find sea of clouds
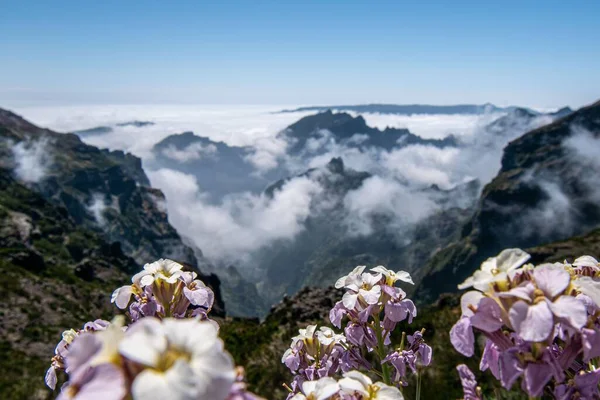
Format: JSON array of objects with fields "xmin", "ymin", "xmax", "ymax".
[{"xmin": 10, "ymin": 104, "xmax": 554, "ymax": 266}]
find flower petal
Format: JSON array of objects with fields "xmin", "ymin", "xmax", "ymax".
[
  {"xmin": 533, "ymin": 265, "xmax": 570, "ymax": 298},
  {"xmin": 523, "ymin": 362, "xmax": 553, "ymax": 397},
  {"xmin": 496, "ymin": 248, "xmax": 530, "ymax": 272},
  {"xmin": 111, "ymin": 285, "xmax": 133, "ymax": 309},
  {"xmin": 573, "ymin": 255, "xmax": 599, "ymax": 268},
  {"xmin": 450, "ymin": 317, "xmax": 474, "ymax": 357},
  {"xmin": 470, "ymin": 297, "xmax": 504, "ymax": 333},
  {"xmin": 74, "ymin": 364, "xmax": 127, "ymax": 400},
  {"xmin": 372, "ymin": 382, "xmax": 405, "ymax": 399},
  {"xmin": 499, "ymin": 351, "xmax": 523, "ymax": 389},
  {"xmin": 575, "ymin": 276, "xmax": 600, "ymax": 308},
  {"xmin": 131, "ymin": 369, "xmax": 174, "ymax": 400},
  {"xmin": 342, "ymin": 293, "xmax": 358, "ymax": 309},
  {"xmin": 394, "ymin": 270, "xmax": 414, "ymax": 285},
  {"xmin": 549, "ymin": 295, "xmax": 588, "ymax": 330},
  {"xmin": 460, "ymin": 291, "xmax": 484, "ymax": 317},
  {"xmin": 118, "ymin": 318, "xmax": 166, "ymax": 367},
  {"xmin": 509, "ymin": 300, "xmax": 554, "ymax": 342}
]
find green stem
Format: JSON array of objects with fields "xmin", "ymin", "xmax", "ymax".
[
  {"xmin": 416, "ymin": 369, "xmax": 421, "ymax": 400},
  {"xmin": 373, "ymin": 313, "xmax": 392, "ymax": 385}
]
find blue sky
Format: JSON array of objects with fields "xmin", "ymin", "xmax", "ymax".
[{"xmin": 1, "ymin": 1, "xmax": 599, "ymax": 108}]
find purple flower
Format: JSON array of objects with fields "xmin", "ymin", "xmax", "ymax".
[
  {"xmin": 498, "ymin": 345, "xmax": 563, "ymax": 397},
  {"xmin": 384, "ymin": 351, "xmax": 416, "ymax": 384},
  {"xmin": 329, "ymin": 301, "xmax": 347, "ymax": 328},
  {"xmin": 345, "ymin": 323, "xmax": 377, "ymax": 350},
  {"xmin": 554, "ymin": 369, "xmax": 600, "ymax": 400},
  {"xmin": 456, "ymin": 364, "xmax": 481, "ymax": 400},
  {"xmin": 508, "ymin": 265, "xmax": 587, "ymax": 342},
  {"xmin": 408, "ymin": 331, "xmax": 432, "ymax": 366},
  {"xmin": 384, "ymin": 298, "xmax": 416, "ymax": 324}
]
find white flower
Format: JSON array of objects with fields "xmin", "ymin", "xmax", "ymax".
[
  {"xmin": 112, "ymin": 259, "xmax": 191, "ymax": 311},
  {"xmin": 573, "ymin": 255, "xmax": 599, "ymax": 268},
  {"xmin": 574, "ymin": 276, "xmax": 600, "ymax": 308},
  {"xmin": 371, "ymin": 266, "xmax": 414, "ymax": 285},
  {"xmin": 119, "ymin": 318, "xmax": 235, "ymax": 400},
  {"xmin": 342, "ymin": 272, "xmax": 382, "ymax": 309},
  {"xmin": 339, "ymin": 371, "xmax": 404, "ymax": 399},
  {"xmin": 291, "ymin": 377, "xmax": 341, "ymax": 400},
  {"xmin": 335, "ymin": 266, "xmax": 366, "ymax": 289},
  {"xmin": 139, "ymin": 259, "xmax": 184, "ymax": 286},
  {"xmin": 458, "ymin": 248, "xmax": 530, "ymax": 292},
  {"xmin": 316, "ymin": 326, "xmax": 346, "ymax": 346}
]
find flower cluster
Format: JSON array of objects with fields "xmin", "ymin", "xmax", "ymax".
[
  {"xmin": 451, "ymin": 249, "xmax": 600, "ymax": 398},
  {"xmin": 282, "ymin": 325, "xmax": 348, "ymax": 391},
  {"xmin": 45, "ymin": 259, "xmax": 260, "ymax": 400},
  {"xmin": 111, "ymin": 259, "xmax": 215, "ymax": 320},
  {"xmin": 282, "ymin": 265, "xmax": 431, "ymax": 399}
]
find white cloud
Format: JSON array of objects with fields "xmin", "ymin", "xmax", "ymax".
[
  {"xmin": 243, "ymin": 134, "xmax": 290, "ymax": 173},
  {"xmin": 147, "ymin": 168, "xmax": 322, "ymax": 263},
  {"xmin": 87, "ymin": 193, "xmax": 108, "ymax": 226},
  {"xmin": 382, "ymin": 145, "xmax": 460, "ymax": 189},
  {"xmin": 564, "ymin": 125, "xmax": 600, "ymax": 167},
  {"xmin": 564, "ymin": 125, "xmax": 600, "ymax": 203},
  {"xmin": 343, "ymin": 176, "xmax": 436, "ymax": 236},
  {"xmin": 161, "ymin": 142, "xmax": 218, "ymax": 163},
  {"xmin": 11, "ymin": 138, "xmax": 52, "ymax": 183}
]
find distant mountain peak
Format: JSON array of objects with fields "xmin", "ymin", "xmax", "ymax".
[
  {"xmin": 279, "ymin": 103, "xmax": 538, "ymax": 116},
  {"xmin": 326, "ymin": 157, "xmax": 345, "ymax": 174},
  {"xmin": 282, "ymin": 111, "xmax": 455, "ymax": 153}
]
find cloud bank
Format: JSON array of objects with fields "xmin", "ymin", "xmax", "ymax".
[
  {"xmin": 10, "ymin": 105, "xmax": 561, "ymax": 267},
  {"xmin": 148, "ymin": 168, "xmax": 322, "ymax": 263}
]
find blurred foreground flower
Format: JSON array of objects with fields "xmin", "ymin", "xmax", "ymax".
[
  {"xmin": 451, "ymin": 250, "xmax": 600, "ymax": 398},
  {"xmin": 46, "ymin": 258, "xmax": 259, "ymax": 400}
]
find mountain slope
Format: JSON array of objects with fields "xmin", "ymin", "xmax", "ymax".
[
  {"xmin": 0, "ymin": 170, "xmax": 138, "ymax": 399},
  {"xmin": 0, "ymin": 108, "xmax": 196, "ymax": 266},
  {"xmin": 415, "ymin": 99, "xmax": 600, "ymax": 303}
]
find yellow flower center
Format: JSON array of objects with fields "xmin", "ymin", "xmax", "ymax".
[
  {"xmin": 155, "ymin": 347, "xmax": 191, "ymax": 372},
  {"xmin": 368, "ymin": 384, "xmax": 381, "ymax": 399}
]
